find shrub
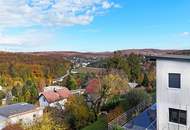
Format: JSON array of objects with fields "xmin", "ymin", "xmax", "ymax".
[
  {"xmin": 101, "ymin": 96, "xmax": 120, "ymax": 112},
  {"xmin": 82, "ymin": 117, "xmax": 107, "ymax": 130},
  {"xmin": 0, "ymin": 90, "xmax": 5, "ymax": 100},
  {"xmin": 113, "ymin": 125, "xmax": 125, "ymax": 130},
  {"xmin": 64, "ymin": 95, "xmax": 95, "ymax": 130},
  {"xmin": 107, "ymin": 105, "xmax": 124, "ymax": 122},
  {"xmin": 121, "ymin": 88, "xmax": 151, "ymax": 111}
]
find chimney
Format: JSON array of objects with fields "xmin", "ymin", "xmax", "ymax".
[
  {"xmin": 2, "ymin": 98, "xmax": 6, "ymax": 105},
  {"xmin": 53, "ymin": 88, "xmax": 57, "ymax": 92}
]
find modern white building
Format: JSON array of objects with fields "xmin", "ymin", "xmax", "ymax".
[
  {"xmin": 149, "ymin": 55, "xmax": 190, "ymax": 130},
  {"xmin": 0, "ymin": 103, "xmax": 43, "ymax": 129}
]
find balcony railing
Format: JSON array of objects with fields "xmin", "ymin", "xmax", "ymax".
[{"xmin": 108, "ymin": 101, "xmax": 150, "ymax": 130}]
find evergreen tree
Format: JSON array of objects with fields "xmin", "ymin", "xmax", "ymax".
[
  {"xmin": 66, "ymin": 75, "xmax": 77, "ymax": 90},
  {"xmin": 142, "ymin": 73, "xmax": 149, "ymax": 87}
]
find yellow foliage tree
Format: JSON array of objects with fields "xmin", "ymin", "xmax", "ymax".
[{"xmin": 25, "ymin": 113, "xmax": 64, "ymax": 130}]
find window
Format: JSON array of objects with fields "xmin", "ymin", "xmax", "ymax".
[
  {"xmin": 169, "ymin": 108, "xmax": 187, "ymax": 125},
  {"xmin": 19, "ymin": 119, "xmax": 23, "ymax": 123},
  {"xmin": 33, "ymin": 114, "xmax": 37, "ymax": 121},
  {"xmin": 169, "ymin": 73, "xmax": 181, "ymax": 88},
  {"xmin": 33, "ymin": 114, "xmax": 36, "ymax": 118}
]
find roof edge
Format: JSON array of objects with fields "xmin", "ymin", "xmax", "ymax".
[{"xmin": 145, "ymin": 55, "xmax": 190, "ymax": 62}]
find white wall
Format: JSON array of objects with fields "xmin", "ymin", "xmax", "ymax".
[
  {"xmin": 0, "ymin": 108, "xmax": 43, "ymax": 130},
  {"xmin": 9, "ymin": 108, "xmax": 43, "ymax": 125},
  {"xmin": 39, "ymin": 95, "xmax": 67, "ymax": 109},
  {"xmin": 157, "ymin": 59, "xmax": 190, "ymax": 130},
  {"xmin": 49, "ymin": 99, "xmax": 67, "ymax": 110},
  {"xmin": 0, "ymin": 116, "xmax": 7, "ymax": 129},
  {"xmin": 39, "ymin": 95, "xmax": 49, "ymax": 108}
]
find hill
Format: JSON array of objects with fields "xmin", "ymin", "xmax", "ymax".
[{"xmin": 24, "ymin": 49, "xmax": 181, "ymax": 58}]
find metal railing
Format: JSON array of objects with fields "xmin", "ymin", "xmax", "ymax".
[
  {"xmin": 146, "ymin": 119, "xmax": 156, "ymax": 130},
  {"xmin": 108, "ymin": 101, "xmax": 150, "ymax": 130}
]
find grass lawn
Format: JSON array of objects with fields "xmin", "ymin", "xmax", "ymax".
[{"xmin": 82, "ymin": 117, "xmax": 107, "ymax": 130}]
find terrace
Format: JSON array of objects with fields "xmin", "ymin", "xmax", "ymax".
[{"xmin": 123, "ymin": 104, "xmax": 156, "ymax": 130}]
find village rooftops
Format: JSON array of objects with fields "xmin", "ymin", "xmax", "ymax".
[
  {"xmin": 39, "ymin": 87, "xmax": 71, "ymax": 103},
  {"xmin": 0, "ymin": 103, "xmax": 36, "ymax": 118},
  {"xmin": 43, "ymin": 86, "xmax": 63, "ymax": 92},
  {"xmin": 146, "ymin": 55, "xmax": 190, "ymax": 62}
]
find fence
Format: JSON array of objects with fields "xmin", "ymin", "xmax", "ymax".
[{"xmin": 108, "ymin": 101, "xmax": 150, "ymax": 130}]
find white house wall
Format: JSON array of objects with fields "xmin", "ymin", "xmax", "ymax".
[
  {"xmin": 49, "ymin": 99, "xmax": 67, "ymax": 109},
  {"xmin": 0, "ymin": 108, "xmax": 43, "ymax": 130},
  {"xmin": 0, "ymin": 116, "xmax": 7, "ymax": 129},
  {"xmin": 39, "ymin": 96, "xmax": 49, "ymax": 108},
  {"xmin": 9, "ymin": 108, "xmax": 43, "ymax": 125},
  {"xmin": 39, "ymin": 95, "xmax": 67, "ymax": 109},
  {"xmin": 157, "ymin": 59, "xmax": 190, "ymax": 130}
]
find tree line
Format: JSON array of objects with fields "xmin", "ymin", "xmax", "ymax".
[{"xmin": 0, "ymin": 52, "xmax": 71, "ymax": 104}]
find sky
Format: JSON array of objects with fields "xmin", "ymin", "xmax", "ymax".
[{"xmin": 0, "ymin": 0, "xmax": 190, "ymax": 52}]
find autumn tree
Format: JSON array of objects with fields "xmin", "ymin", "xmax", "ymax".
[
  {"xmin": 66, "ymin": 75, "xmax": 77, "ymax": 90},
  {"xmin": 121, "ymin": 88, "xmax": 152, "ymax": 111},
  {"xmin": 127, "ymin": 53, "xmax": 142, "ymax": 83},
  {"xmin": 0, "ymin": 90, "xmax": 5, "ymax": 101},
  {"xmin": 0, "ymin": 75, "xmax": 14, "ymax": 91},
  {"xmin": 87, "ymin": 72, "xmax": 129, "ymax": 119},
  {"xmin": 107, "ymin": 51, "xmax": 130, "ymax": 78},
  {"xmin": 8, "ymin": 63, "xmax": 17, "ymax": 78},
  {"xmin": 26, "ymin": 113, "xmax": 63, "ymax": 130},
  {"xmin": 22, "ymin": 79, "xmax": 38, "ymax": 103},
  {"xmin": 12, "ymin": 77, "xmax": 24, "ymax": 97},
  {"xmin": 64, "ymin": 95, "xmax": 94, "ymax": 130}
]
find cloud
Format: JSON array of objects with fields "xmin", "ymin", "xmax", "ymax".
[
  {"xmin": 0, "ymin": 0, "xmax": 119, "ymax": 27},
  {"xmin": 181, "ymin": 32, "xmax": 190, "ymax": 37},
  {"xmin": 102, "ymin": 1, "xmax": 121, "ymax": 9},
  {"xmin": 0, "ymin": 30, "xmax": 54, "ymax": 46}
]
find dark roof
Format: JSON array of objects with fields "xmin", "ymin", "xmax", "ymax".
[
  {"xmin": 146, "ymin": 55, "xmax": 190, "ymax": 62},
  {"xmin": 0, "ymin": 103, "xmax": 36, "ymax": 117}
]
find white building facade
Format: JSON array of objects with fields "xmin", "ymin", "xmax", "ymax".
[{"xmin": 149, "ymin": 55, "xmax": 190, "ymax": 130}]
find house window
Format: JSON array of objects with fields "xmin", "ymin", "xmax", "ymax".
[
  {"xmin": 33, "ymin": 114, "xmax": 37, "ymax": 121},
  {"xmin": 43, "ymin": 96, "xmax": 46, "ymax": 102},
  {"xmin": 33, "ymin": 114, "xmax": 36, "ymax": 118},
  {"xmin": 19, "ymin": 119, "xmax": 23, "ymax": 123},
  {"xmin": 169, "ymin": 73, "xmax": 181, "ymax": 88},
  {"xmin": 169, "ymin": 108, "xmax": 187, "ymax": 125}
]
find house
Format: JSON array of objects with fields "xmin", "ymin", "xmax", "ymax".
[
  {"xmin": 39, "ymin": 87, "xmax": 71, "ymax": 109},
  {"xmin": 1, "ymin": 91, "xmax": 15, "ymax": 105},
  {"xmin": 0, "ymin": 103, "xmax": 43, "ymax": 129},
  {"xmin": 148, "ymin": 55, "xmax": 190, "ymax": 130},
  {"xmin": 42, "ymin": 86, "xmax": 64, "ymax": 92},
  {"xmin": 71, "ymin": 89, "xmax": 85, "ymax": 96}
]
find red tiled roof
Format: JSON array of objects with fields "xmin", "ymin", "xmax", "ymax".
[
  {"xmin": 56, "ymin": 88, "xmax": 71, "ymax": 99},
  {"xmin": 86, "ymin": 79, "xmax": 100, "ymax": 94},
  {"xmin": 40, "ymin": 87, "xmax": 71, "ymax": 103}
]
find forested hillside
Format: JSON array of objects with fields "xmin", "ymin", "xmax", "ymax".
[{"xmin": 0, "ymin": 52, "xmax": 71, "ymax": 104}]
